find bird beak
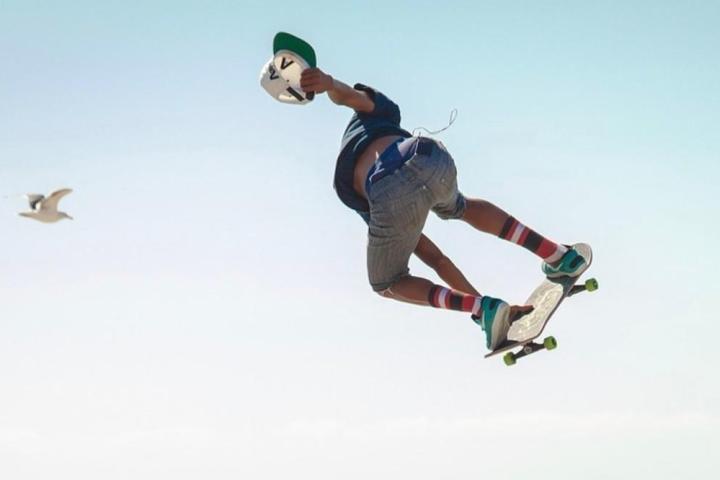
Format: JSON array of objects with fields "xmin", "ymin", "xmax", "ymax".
[{"xmin": 67, "ymin": 215, "xmax": 74, "ymax": 220}]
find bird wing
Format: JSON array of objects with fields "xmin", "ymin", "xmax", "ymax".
[
  {"xmin": 26, "ymin": 194, "xmax": 44, "ymax": 210},
  {"xmin": 42, "ymin": 188, "xmax": 73, "ymax": 211}
]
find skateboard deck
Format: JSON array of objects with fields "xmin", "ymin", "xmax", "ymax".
[{"xmin": 485, "ymin": 243, "xmax": 597, "ymax": 365}]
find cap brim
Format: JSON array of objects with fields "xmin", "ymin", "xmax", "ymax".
[{"xmin": 273, "ymin": 32, "xmax": 317, "ymax": 68}]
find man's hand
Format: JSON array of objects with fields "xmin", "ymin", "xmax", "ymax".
[
  {"xmin": 300, "ymin": 68, "xmax": 334, "ymax": 94},
  {"xmin": 509, "ymin": 305, "xmax": 534, "ymax": 323}
]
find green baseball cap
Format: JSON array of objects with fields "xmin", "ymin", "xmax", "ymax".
[{"xmin": 273, "ymin": 32, "xmax": 317, "ymax": 68}]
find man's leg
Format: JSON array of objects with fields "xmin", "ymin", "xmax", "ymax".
[
  {"xmin": 381, "ymin": 274, "xmax": 530, "ymax": 319},
  {"xmin": 460, "ymin": 198, "xmax": 568, "ymax": 265},
  {"xmin": 381, "ymin": 275, "xmax": 532, "ymax": 350},
  {"xmin": 367, "ymin": 195, "xmax": 495, "ymax": 318},
  {"xmin": 365, "ymin": 146, "xmax": 533, "ymax": 348},
  {"xmin": 382, "ymin": 275, "xmax": 478, "ymax": 310}
]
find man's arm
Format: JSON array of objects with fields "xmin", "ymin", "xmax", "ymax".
[
  {"xmin": 300, "ymin": 68, "xmax": 374, "ymax": 113},
  {"xmin": 414, "ymin": 234, "xmax": 480, "ymax": 296}
]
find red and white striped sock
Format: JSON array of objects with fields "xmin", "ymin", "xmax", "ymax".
[
  {"xmin": 428, "ymin": 285, "xmax": 483, "ymax": 316},
  {"xmin": 499, "ymin": 216, "xmax": 567, "ymax": 264}
]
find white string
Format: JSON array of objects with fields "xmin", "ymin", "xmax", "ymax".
[{"xmin": 412, "ymin": 108, "xmax": 458, "ymax": 137}]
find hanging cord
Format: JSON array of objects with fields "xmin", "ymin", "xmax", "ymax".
[{"xmin": 412, "ymin": 108, "xmax": 458, "ymax": 137}]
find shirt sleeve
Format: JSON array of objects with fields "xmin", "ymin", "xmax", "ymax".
[{"xmin": 353, "ymin": 83, "xmax": 401, "ymax": 125}]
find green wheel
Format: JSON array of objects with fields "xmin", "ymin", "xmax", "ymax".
[
  {"xmin": 503, "ymin": 352, "xmax": 517, "ymax": 366},
  {"xmin": 543, "ymin": 336, "xmax": 558, "ymax": 350},
  {"xmin": 585, "ymin": 278, "xmax": 599, "ymax": 292}
]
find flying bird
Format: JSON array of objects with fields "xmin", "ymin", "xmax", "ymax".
[{"xmin": 19, "ymin": 188, "xmax": 74, "ymax": 223}]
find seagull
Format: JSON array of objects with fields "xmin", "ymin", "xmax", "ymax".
[{"xmin": 19, "ymin": 188, "xmax": 74, "ymax": 223}]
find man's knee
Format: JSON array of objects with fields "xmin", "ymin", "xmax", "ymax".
[
  {"xmin": 370, "ymin": 276, "xmax": 403, "ymax": 297},
  {"xmin": 371, "ymin": 282, "xmax": 395, "ymax": 297},
  {"xmin": 376, "ymin": 287, "xmax": 394, "ymax": 298}
]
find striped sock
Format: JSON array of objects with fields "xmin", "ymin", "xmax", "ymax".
[
  {"xmin": 499, "ymin": 216, "xmax": 568, "ymax": 264},
  {"xmin": 428, "ymin": 286, "xmax": 483, "ymax": 316}
]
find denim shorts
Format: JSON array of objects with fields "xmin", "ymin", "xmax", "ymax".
[{"xmin": 367, "ymin": 137, "xmax": 466, "ymax": 292}]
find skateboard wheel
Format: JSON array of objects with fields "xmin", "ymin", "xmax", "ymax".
[
  {"xmin": 543, "ymin": 336, "xmax": 558, "ymax": 350},
  {"xmin": 503, "ymin": 352, "xmax": 516, "ymax": 366},
  {"xmin": 585, "ymin": 278, "xmax": 599, "ymax": 292}
]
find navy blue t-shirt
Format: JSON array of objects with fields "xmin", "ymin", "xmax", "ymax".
[{"xmin": 333, "ymin": 84, "xmax": 411, "ymax": 223}]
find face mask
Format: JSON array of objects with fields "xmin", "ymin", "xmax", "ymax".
[{"xmin": 260, "ymin": 32, "xmax": 317, "ymax": 105}]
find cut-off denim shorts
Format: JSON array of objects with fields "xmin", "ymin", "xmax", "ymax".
[{"xmin": 367, "ymin": 137, "xmax": 466, "ymax": 292}]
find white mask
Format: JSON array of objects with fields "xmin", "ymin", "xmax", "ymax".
[{"xmin": 259, "ymin": 52, "xmax": 314, "ymax": 105}]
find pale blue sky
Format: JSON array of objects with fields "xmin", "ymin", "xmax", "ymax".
[{"xmin": 1, "ymin": 1, "xmax": 719, "ymax": 479}]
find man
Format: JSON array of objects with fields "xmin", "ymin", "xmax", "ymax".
[{"xmin": 300, "ymin": 68, "xmax": 589, "ymax": 350}]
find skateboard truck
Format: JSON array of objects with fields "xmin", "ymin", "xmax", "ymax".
[
  {"xmin": 569, "ymin": 278, "xmax": 599, "ymax": 297},
  {"xmin": 503, "ymin": 336, "xmax": 558, "ymax": 365}
]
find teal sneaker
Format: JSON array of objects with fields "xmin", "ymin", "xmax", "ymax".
[
  {"xmin": 471, "ymin": 296, "xmax": 511, "ymax": 350},
  {"xmin": 542, "ymin": 246, "xmax": 588, "ymax": 279}
]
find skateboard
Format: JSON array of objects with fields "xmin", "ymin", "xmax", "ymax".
[{"xmin": 485, "ymin": 243, "xmax": 598, "ymax": 366}]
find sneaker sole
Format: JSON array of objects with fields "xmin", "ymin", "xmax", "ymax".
[
  {"xmin": 545, "ymin": 245, "xmax": 593, "ymax": 279},
  {"xmin": 488, "ymin": 303, "xmax": 511, "ymax": 350}
]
